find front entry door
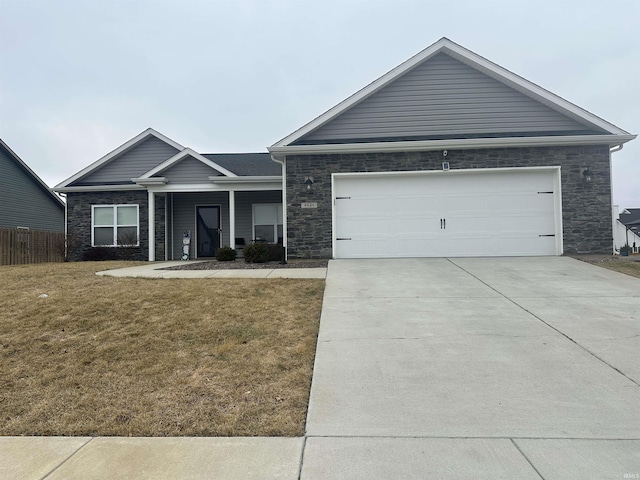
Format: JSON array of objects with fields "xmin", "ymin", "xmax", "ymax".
[{"xmin": 196, "ymin": 206, "xmax": 220, "ymax": 257}]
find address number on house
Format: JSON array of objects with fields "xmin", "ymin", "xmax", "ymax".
[{"xmin": 301, "ymin": 202, "xmax": 318, "ymax": 209}]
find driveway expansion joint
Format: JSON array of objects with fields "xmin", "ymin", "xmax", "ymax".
[
  {"xmin": 510, "ymin": 439, "xmax": 546, "ymax": 480},
  {"xmin": 447, "ymin": 258, "xmax": 640, "ymax": 388},
  {"xmin": 41, "ymin": 437, "xmax": 93, "ymax": 480}
]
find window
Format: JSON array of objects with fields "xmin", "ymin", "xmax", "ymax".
[
  {"xmin": 92, "ymin": 205, "xmax": 139, "ymax": 246},
  {"xmin": 253, "ymin": 204, "xmax": 283, "ymax": 244}
]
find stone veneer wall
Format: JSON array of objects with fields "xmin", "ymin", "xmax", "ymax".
[
  {"xmin": 285, "ymin": 144, "xmax": 611, "ymax": 258},
  {"xmin": 66, "ymin": 190, "xmax": 165, "ymax": 261}
]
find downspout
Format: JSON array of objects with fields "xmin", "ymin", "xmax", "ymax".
[
  {"xmin": 59, "ymin": 192, "xmax": 68, "ymax": 260},
  {"xmin": 609, "ymin": 144, "xmax": 624, "ymax": 254},
  {"xmin": 271, "ymin": 154, "xmax": 287, "ymax": 262}
]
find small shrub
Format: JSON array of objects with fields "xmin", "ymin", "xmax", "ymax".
[
  {"xmin": 81, "ymin": 246, "xmax": 144, "ymax": 261},
  {"xmin": 216, "ymin": 246, "xmax": 237, "ymax": 262},
  {"xmin": 266, "ymin": 244, "xmax": 284, "ymax": 262},
  {"xmin": 243, "ymin": 243, "xmax": 269, "ymax": 263}
]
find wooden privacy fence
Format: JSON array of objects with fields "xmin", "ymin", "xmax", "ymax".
[{"xmin": 0, "ymin": 227, "xmax": 65, "ymax": 265}]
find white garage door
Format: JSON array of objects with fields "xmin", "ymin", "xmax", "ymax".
[{"xmin": 333, "ymin": 168, "xmax": 561, "ymax": 258}]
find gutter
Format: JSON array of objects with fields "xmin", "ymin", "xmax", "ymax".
[{"xmin": 268, "ymin": 134, "xmax": 637, "ymax": 156}]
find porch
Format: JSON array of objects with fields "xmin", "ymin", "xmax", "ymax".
[{"xmin": 149, "ymin": 189, "xmax": 282, "ymax": 261}]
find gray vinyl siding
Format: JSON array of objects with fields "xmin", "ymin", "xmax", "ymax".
[
  {"xmin": 235, "ymin": 191, "xmax": 283, "ymax": 245},
  {"xmin": 0, "ymin": 145, "xmax": 64, "ymax": 231},
  {"xmin": 160, "ymin": 157, "xmax": 222, "ymax": 184},
  {"xmin": 301, "ymin": 53, "xmax": 596, "ymax": 143},
  {"xmin": 167, "ymin": 191, "xmax": 282, "ymax": 259},
  {"xmin": 170, "ymin": 192, "xmax": 229, "ymax": 259},
  {"xmin": 74, "ymin": 137, "xmax": 179, "ymax": 185}
]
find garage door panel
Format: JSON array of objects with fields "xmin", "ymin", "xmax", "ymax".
[{"xmin": 334, "ymin": 169, "xmax": 559, "ymax": 258}]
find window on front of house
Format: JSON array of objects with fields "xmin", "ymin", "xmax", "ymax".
[
  {"xmin": 92, "ymin": 205, "xmax": 139, "ymax": 246},
  {"xmin": 253, "ymin": 204, "xmax": 283, "ymax": 244}
]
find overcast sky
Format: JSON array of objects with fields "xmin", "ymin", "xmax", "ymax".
[{"xmin": 1, "ymin": 0, "xmax": 638, "ymax": 208}]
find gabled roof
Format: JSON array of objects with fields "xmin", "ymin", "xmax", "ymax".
[
  {"xmin": 620, "ymin": 208, "xmax": 640, "ymax": 226},
  {"xmin": 271, "ymin": 37, "xmax": 633, "ymax": 150},
  {"xmin": 55, "ymin": 128, "xmax": 185, "ymax": 189},
  {"xmin": 136, "ymin": 148, "xmax": 237, "ymax": 180},
  {"xmin": 0, "ymin": 138, "xmax": 64, "ymax": 207}
]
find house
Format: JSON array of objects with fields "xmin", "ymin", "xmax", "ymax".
[
  {"xmin": 268, "ymin": 38, "xmax": 636, "ymax": 258},
  {"xmin": 55, "ymin": 38, "xmax": 635, "ymax": 261},
  {"xmin": 619, "ymin": 208, "xmax": 640, "ymax": 230},
  {"xmin": 54, "ymin": 129, "xmax": 282, "ymax": 261},
  {"xmin": 0, "ymin": 138, "xmax": 64, "ymax": 232},
  {"xmin": 615, "ymin": 208, "xmax": 640, "ymax": 252}
]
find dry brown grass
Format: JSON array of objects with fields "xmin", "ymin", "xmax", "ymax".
[
  {"xmin": 594, "ymin": 259, "xmax": 640, "ymax": 278},
  {"xmin": 0, "ymin": 261, "xmax": 324, "ymax": 437},
  {"xmin": 575, "ymin": 254, "xmax": 640, "ymax": 279}
]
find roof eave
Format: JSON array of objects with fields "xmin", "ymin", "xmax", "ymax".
[
  {"xmin": 54, "ymin": 184, "xmax": 146, "ymax": 193},
  {"xmin": 209, "ymin": 175, "xmax": 282, "ymax": 183},
  {"xmin": 268, "ymin": 134, "xmax": 637, "ymax": 156}
]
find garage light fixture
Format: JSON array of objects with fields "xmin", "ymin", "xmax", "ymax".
[
  {"xmin": 581, "ymin": 167, "xmax": 592, "ymax": 183},
  {"xmin": 304, "ymin": 176, "xmax": 314, "ymax": 190}
]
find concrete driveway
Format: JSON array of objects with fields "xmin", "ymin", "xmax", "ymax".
[{"xmin": 304, "ymin": 257, "xmax": 640, "ymax": 479}]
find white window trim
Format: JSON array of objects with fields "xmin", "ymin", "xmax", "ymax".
[
  {"xmin": 91, "ymin": 204, "xmax": 140, "ymax": 247},
  {"xmin": 252, "ymin": 203, "xmax": 283, "ymax": 244}
]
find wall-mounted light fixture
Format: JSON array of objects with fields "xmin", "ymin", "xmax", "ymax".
[
  {"xmin": 304, "ymin": 176, "xmax": 314, "ymax": 190},
  {"xmin": 581, "ymin": 167, "xmax": 592, "ymax": 183}
]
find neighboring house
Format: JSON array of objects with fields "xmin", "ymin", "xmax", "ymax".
[
  {"xmin": 619, "ymin": 208, "xmax": 640, "ymax": 229},
  {"xmin": 55, "ymin": 129, "xmax": 282, "ymax": 261},
  {"xmin": 615, "ymin": 208, "xmax": 640, "ymax": 252},
  {"xmin": 268, "ymin": 37, "xmax": 635, "ymax": 258},
  {"xmin": 0, "ymin": 138, "xmax": 64, "ymax": 231},
  {"xmin": 55, "ymin": 38, "xmax": 636, "ymax": 261}
]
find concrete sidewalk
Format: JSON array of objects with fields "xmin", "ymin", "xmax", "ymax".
[
  {"xmin": 1, "ymin": 437, "xmax": 304, "ymax": 480},
  {"xmin": 4, "ymin": 257, "xmax": 640, "ymax": 479},
  {"xmin": 96, "ymin": 261, "xmax": 327, "ymax": 279}
]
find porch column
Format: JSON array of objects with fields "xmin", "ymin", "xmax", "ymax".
[
  {"xmin": 148, "ymin": 190, "xmax": 155, "ymax": 262},
  {"xmin": 229, "ymin": 190, "xmax": 235, "ymax": 249}
]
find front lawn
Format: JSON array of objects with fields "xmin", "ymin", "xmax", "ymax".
[{"xmin": 0, "ymin": 262, "xmax": 324, "ymax": 436}]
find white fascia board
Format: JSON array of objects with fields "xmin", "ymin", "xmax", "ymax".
[
  {"xmin": 272, "ymin": 38, "xmax": 629, "ymax": 147},
  {"xmin": 0, "ymin": 138, "xmax": 65, "ymax": 207},
  {"xmin": 269, "ymin": 134, "xmax": 637, "ymax": 156},
  {"xmin": 133, "ymin": 177, "xmax": 167, "ymax": 185},
  {"xmin": 147, "ymin": 182, "xmax": 282, "ymax": 193},
  {"xmin": 140, "ymin": 148, "xmax": 237, "ymax": 178},
  {"xmin": 219, "ymin": 183, "xmax": 283, "ymax": 192},
  {"xmin": 209, "ymin": 175, "xmax": 282, "ymax": 183},
  {"xmin": 55, "ymin": 128, "xmax": 185, "ymax": 189},
  {"xmin": 54, "ymin": 184, "xmax": 146, "ymax": 193}
]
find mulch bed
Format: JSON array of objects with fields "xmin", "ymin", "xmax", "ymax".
[{"xmin": 163, "ymin": 258, "xmax": 329, "ymax": 270}]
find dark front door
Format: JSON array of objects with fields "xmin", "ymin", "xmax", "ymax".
[{"xmin": 196, "ymin": 206, "xmax": 220, "ymax": 257}]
